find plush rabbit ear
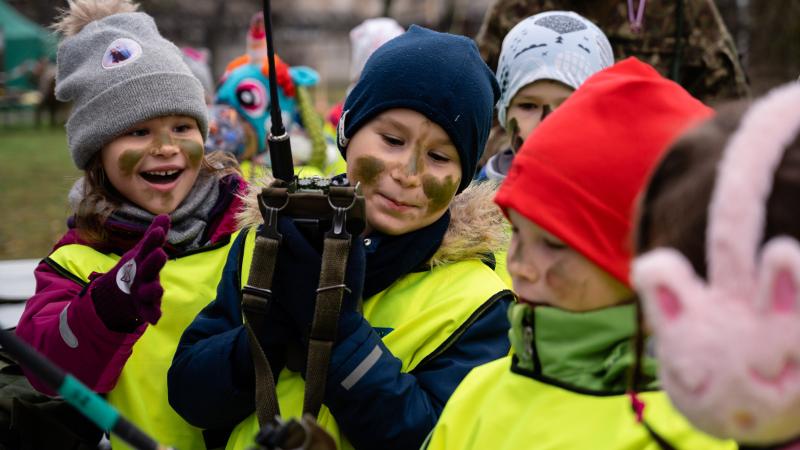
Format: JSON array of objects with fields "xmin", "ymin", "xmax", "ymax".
[
  {"xmin": 707, "ymin": 83, "xmax": 800, "ymax": 291},
  {"xmin": 756, "ymin": 237, "xmax": 800, "ymax": 314},
  {"xmin": 632, "ymin": 248, "xmax": 706, "ymax": 329}
]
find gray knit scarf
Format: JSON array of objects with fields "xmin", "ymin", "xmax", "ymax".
[{"xmin": 69, "ymin": 170, "xmax": 220, "ymax": 251}]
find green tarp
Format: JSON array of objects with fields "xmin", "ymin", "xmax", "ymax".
[{"xmin": 0, "ymin": 0, "xmax": 55, "ymax": 89}]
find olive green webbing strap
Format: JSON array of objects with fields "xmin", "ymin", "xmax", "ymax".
[
  {"xmin": 242, "ymin": 234, "xmax": 281, "ymax": 427},
  {"xmin": 303, "ymin": 236, "xmax": 351, "ymax": 417}
]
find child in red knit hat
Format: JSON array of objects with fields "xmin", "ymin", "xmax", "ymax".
[{"xmin": 425, "ymin": 58, "xmax": 734, "ymax": 450}]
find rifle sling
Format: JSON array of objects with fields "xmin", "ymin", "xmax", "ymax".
[
  {"xmin": 245, "ymin": 189, "xmax": 355, "ymax": 425},
  {"xmin": 304, "ymin": 235, "xmax": 350, "ymax": 417},
  {"xmin": 242, "ymin": 233, "xmax": 281, "ymax": 427}
]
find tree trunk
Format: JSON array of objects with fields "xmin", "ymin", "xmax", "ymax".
[
  {"xmin": 382, "ymin": 0, "xmax": 393, "ymax": 17},
  {"xmin": 748, "ymin": 0, "xmax": 800, "ymax": 93},
  {"xmin": 204, "ymin": 0, "xmax": 228, "ymax": 79}
]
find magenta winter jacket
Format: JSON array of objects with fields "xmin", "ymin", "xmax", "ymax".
[{"xmin": 16, "ymin": 175, "xmax": 244, "ymax": 395}]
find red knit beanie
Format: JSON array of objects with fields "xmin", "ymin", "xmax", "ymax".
[{"xmin": 495, "ymin": 58, "xmax": 713, "ymax": 286}]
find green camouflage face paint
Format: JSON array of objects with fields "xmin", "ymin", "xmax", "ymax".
[
  {"xmin": 352, "ymin": 156, "xmax": 385, "ymax": 186},
  {"xmin": 507, "ymin": 117, "xmax": 524, "ymax": 153},
  {"xmin": 154, "ymin": 129, "xmax": 203, "ymax": 168},
  {"xmin": 406, "ymin": 120, "xmax": 436, "ymax": 176},
  {"xmin": 118, "ymin": 148, "xmax": 145, "ymax": 176},
  {"xmin": 423, "ymin": 174, "xmax": 458, "ymax": 213},
  {"xmin": 405, "ymin": 146, "xmax": 425, "ymax": 176},
  {"xmin": 177, "ymin": 138, "xmax": 204, "ymax": 167}
]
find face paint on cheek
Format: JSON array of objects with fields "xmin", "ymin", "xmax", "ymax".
[
  {"xmin": 406, "ymin": 146, "xmax": 426, "ymax": 176},
  {"xmin": 177, "ymin": 138, "xmax": 204, "ymax": 168},
  {"xmin": 118, "ymin": 148, "xmax": 146, "ymax": 176},
  {"xmin": 545, "ymin": 257, "xmax": 587, "ymax": 306},
  {"xmin": 422, "ymin": 174, "xmax": 457, "ymax": 213},
  {"xmin": 352, "ymin": 156, "xmax": 385, "ymax": 186},
  {"xmin": 154, "ymin": 130, "xmax": 201, "ymax": 167},
  {"xmin": 545, "ymin": 261, "xmax": 567, "ymax": 293}
]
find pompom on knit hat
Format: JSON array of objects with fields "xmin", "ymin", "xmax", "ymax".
[
  {"xmin": 338, "ymin": 25, "xmax": 500, "ymax": 194},
  {"xmin": 496, "ymin": 11, "xmax": 614, "ymax": 129},
  {"xmin": 348, "ymin": 17, "xmax": 404, "ymax": 84},
  {"xmin": 495, "ymin": 58, "xmax": 713, "ymax": 286},
  {"xmin": 54, "ymin": 0, "xmax": 208, "ymax": 170}
]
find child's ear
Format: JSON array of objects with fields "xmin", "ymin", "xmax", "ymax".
[
  {"xmin": 632, "ymin": 248, "xmax": 703, "ymax": 329},
  {"xmin": 757, "ymin": 237, "xmax": 800, "ymax": 314},
  {"xmin": 289, "ymin": 67, "xmax": 320, "ymax": 87}
]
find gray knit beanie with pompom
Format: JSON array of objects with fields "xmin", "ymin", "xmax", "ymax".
[{"xmin": 54, "ymin": 0, "xmax": 208, "ymax": 169}]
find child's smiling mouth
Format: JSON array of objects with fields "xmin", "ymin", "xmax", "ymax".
[
  {"xmin": 377, "ymin": 192, "xmax": 418, "ymax": 211},
  {"xmin": 140, "ymin": 169, "xmax": 182, "ymax": 184}
]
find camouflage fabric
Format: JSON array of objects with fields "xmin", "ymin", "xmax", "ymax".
[
  {"xmin": 475, "ymin": 0, "xmax": 750, "ymax": 103},
  {"xmin": 0, "ymin": 349, "xmax": 102, "ymax": 450}
]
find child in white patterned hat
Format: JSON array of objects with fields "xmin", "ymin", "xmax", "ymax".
[{"xmin": 480, "ymin": 10, "xmax": 613, "ymax": 181}]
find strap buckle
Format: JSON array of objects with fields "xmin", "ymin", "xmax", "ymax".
[
  {"xmin": 326, "ymin": 182, "xmax": 360, "ymax": 240},
  {"xmin": 316, "ymin": 284, "xmax": 351, "ymax": 295},
  {"xmin": 258, "ymin": 186, "xmax": 290, "ymax": 240},
  {"xmin": 241, "ymin": 285, "xmax": 273, "ymax": 315},
  {"xmin": 242, "ymin": 285, "xmax": 273, "ymax": 301}
]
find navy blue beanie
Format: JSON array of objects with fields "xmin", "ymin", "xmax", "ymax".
[{"xmin": 338, "ymin": 25, "xmax": 500, "ymax": 193}]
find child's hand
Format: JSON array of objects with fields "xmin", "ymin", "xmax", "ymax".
[{"xmin": 89, "ymin": 215, "xmax": 170, "ymax": 332}]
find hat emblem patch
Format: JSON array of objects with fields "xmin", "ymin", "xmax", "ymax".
[
  {"xmin": 337, "ymin": 110, "xmax": 349, "ymax": 148},
  {"xmin": 102, "ymin": 38, "xmax": 142, "ymax": 69}
]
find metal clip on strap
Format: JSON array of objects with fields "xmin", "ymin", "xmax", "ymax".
[
  {"xmin": 331, "ymin": 207, "xmax": 348, "ymax": 238},
  {"xmin": 265, "ymin": 207, "xmax": 281, "ymax": 240},
  {"xmin": 326, "ymin": 187, "xmax": 359, "ymax": 240},
  {"xmin": 258, "ymin": 186, "xmax": 290, "ymax": 240}
]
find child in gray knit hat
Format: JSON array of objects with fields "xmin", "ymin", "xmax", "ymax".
[{"xmin": 15, "ymin": 1, "xmax": 244, "ymax": 449}]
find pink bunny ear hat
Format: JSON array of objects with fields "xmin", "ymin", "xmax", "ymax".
[{"xmin": 632, "ymin": 82, "xmax": 800, "ymax": 445}]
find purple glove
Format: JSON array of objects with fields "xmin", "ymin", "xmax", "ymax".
[{"xmin": 90, "ymin": 215, "xmax": 170, "ymax": 332}]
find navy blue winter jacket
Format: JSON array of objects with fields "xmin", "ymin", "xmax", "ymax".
[{"xmin": 168, "ymin": 190, "xmax": 513, "ymax": 450}]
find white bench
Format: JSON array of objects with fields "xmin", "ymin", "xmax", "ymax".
[{"xmin": 0, "ymin": 259, "xmax": 39, "ymax": 328}]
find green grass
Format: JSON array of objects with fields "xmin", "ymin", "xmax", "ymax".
[{"xmin": 0, "ymin": 126, "xmax": 80, "ymax": 259}]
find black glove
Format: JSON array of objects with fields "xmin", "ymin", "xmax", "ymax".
[{"xmin": 270, "ymin": 216, "xmax": 366, "ymax": 343}]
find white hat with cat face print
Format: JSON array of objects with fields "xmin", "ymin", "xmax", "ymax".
[{"xmin": 495, "ymin": 11, "xmax": 613, "ymax": 129}]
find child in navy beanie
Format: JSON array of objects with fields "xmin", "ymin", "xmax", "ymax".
[
  {"xmin": 169, "ymin": 24, "xmax": 514, "ymax": 450},
  {"xmin": 339, "ymin": 25, "xmax": 500, "ymax": 193}
]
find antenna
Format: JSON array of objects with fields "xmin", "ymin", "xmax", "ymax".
[{"xmin": 262, "ymin": 0, "xmax": 294, "ymax": 183}]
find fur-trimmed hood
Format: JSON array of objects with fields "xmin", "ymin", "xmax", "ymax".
[{"xmin": 237, "ymin": 178, "xmax": 509, "ymax": 267}]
